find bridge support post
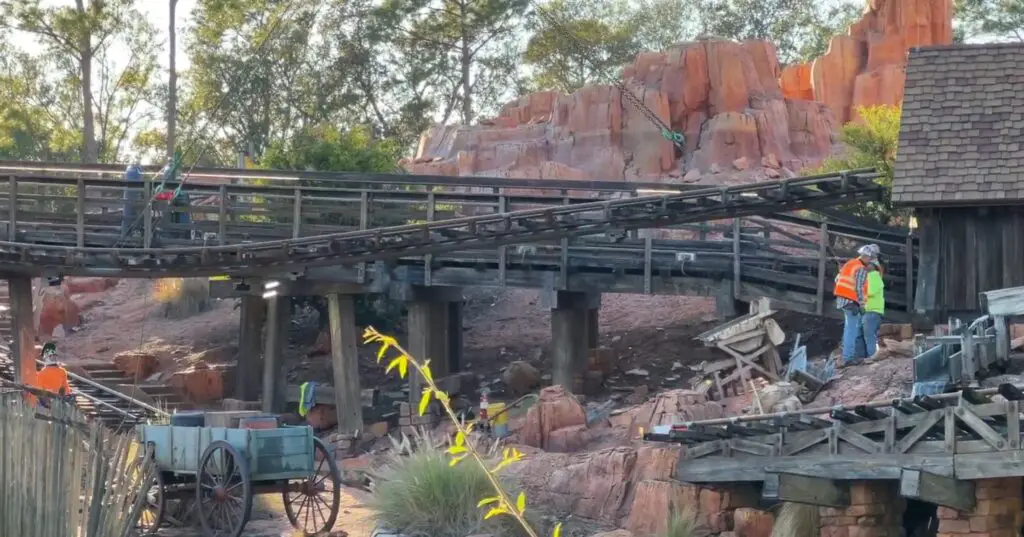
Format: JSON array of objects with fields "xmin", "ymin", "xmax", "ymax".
[
  {"xmin": 328, "ymin": 293, "xmax": 363, "ymax": 434},
  {"xmin": 586, "ymin": 307, "xmax": 599, "ymax": 349},
  {"xmin": 714, "ymin": 282, "xmax": 746, "ymax": 320},
  {"xmin": 544, "ymin": 291, "xmax": 600, "ymax": 392},
  {"xmin": 261, "ymin": 294, "xmax": 289, "ymax": 414},
  {"xmin": 404, "ymin": 286, "xmax": 463, "ymax": 406},
  {"xmin": 8, "ymin": 275, "xmax": 35, "ymax": 385},
  {"xmin": 235, "ymin": 296, "xmax": 265, "ymax": 401}
]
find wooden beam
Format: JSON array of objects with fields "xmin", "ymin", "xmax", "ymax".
[
  {"xmin": 762, "ymin": 472, "xmax": 850, "ymax": 507},
  {"xmin": 980, "ymin": 286, "xmax": 1024, "ymax": 317},
  {"xmin": 900, "ymin": 468, "xmax": 976, "ymax": 511}
]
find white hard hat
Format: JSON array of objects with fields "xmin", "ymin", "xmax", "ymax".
[{"xmin": 857, "ymin": 244, "xmax": 880, "ymax": 258}]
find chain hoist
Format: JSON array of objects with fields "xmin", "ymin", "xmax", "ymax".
[{"xmin": 531, "ymin": 2, "xmax": 686, "ymax": 151}]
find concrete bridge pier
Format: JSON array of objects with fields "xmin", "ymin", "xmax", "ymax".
[
  {"xmin": 543, "ymin": 290, "xmax": 601, "ymax": 392},
  {"xmin": 399, "ymin": 286, "xmax": 464, "ymax": 406}
]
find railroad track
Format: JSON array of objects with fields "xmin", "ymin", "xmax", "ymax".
[{"xmin": 0, "ymin": 283, "xmax": 176, "ymax": 428}]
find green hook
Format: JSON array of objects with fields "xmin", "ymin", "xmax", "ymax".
[{"xmin": 662, "ymin": 130, "xmax": 685, "ymax": 144}]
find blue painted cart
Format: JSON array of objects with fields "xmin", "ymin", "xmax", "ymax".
[{"xmin": 131, "ymin": 417, "xmax": 342, "ymax": 537}]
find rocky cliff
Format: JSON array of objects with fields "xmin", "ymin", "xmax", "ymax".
[
  {"xmin": 405, "ymin": 0, "xmax": 953, "ymax": 183},
  {"xmin": 781, "ymin": 0, "xmax": 953, "ymax": 123},
  {"xmin": 407, "ymin": 38, "xmax": 838, "ymax": 183}
]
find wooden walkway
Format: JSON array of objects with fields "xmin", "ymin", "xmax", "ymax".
[{"xmin": 0, "ymin": 162, "xmax": 916, "ymax": 317}]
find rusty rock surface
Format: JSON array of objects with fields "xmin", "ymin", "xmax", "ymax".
[
  {"xmin": 781, "ymin": 0, "xmax": 953, "ymax": 122},
  {"xmin": 407, "ymin": 38, "xmax": 843, "ymax": 183}
]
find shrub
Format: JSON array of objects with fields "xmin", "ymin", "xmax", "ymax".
[
  {"xmin": 770, "ymin": 502, "xmax": 819, "ymax": 537},
  {"xmin": 662, "ymin": 507, "xmax": 707, "ymax": 537},
  {"xmin": 152, "ymin": 278, "xmax": 212, "ymax": 319},
  {"xmin": 369, "ymin": 429, "xmax": 525, "ymax": 537}
]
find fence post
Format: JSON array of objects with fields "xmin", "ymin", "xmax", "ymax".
[
  {"xmin": 497, "ymin": 187, "xmax": 507, "ymax": 286},
  {"xmin": 292, "ymin": 187, "xmax": 302, "ymax": 238},
  {"xmin": 906, "ymin": 234, "xmax": 914, "ymax": 313},
  {"xmin": 218, "ymin": 185, "xmax": 227, "ymax": 246},
  {"xmin": 424, "ymin": 191, "xmax": 435, "ymax": 286},
  {"xmin": 816, "ymin": 223, "xmax": 828, "ymax": 316},
  {"xmin": 143, "ymin": 177, "xmax": 153, "ymax": 249},
  {"xmin": 732, "ymin": 218, "xmax": 741, "ymax": 299},
  {"xmin": 7, "ymin": 176, "xmax": 16, "ymax": 241},
  {"xmin": 357, "ymin": 191, "xmax": 369, "ymax": 284},
  {"xmin": 76, "ymin": 178, "xmax": 86, "ymax": 247}
]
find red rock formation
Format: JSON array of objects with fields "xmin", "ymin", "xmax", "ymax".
[
  {"xmin": 781, "ymin": 0, "xmax": 953, "ymax": 122},
  {"xmin": 169, "ymin": 362, "xmax": 233, "ymax": 404},
  {"xmin": 520, "ymin": 385, "xmax": 587, "ymax": 450},
  {"xmin": 408, "ymin": 38, "xmax": 841, "ymax": 183},
  {"xmin": 37, "ymin": 287, "xmax": 81, "ymax": 338}
]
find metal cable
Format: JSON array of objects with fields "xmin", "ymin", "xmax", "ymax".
[{"xmin": 530, "ymin": 1, "xmax": 686, "ymax": 150}]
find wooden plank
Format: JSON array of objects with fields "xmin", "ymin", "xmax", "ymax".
[
  {"xmin": 7, "ymin": 176, "xmax": 16, "ymax": 240},
  {"xmin": 292, "ymin": 187, "xmax": 302, "ymax": 238},
  {"xmin": 75, "ymin": 178, "xmax": 85, "ymax": 247},
  {"xmin": 733, "ymin": 218, "xmax": 741, "ymax": 300},
  {"xmin": 980, "ymin": 286, "xmax": 1024, "ymax": 317},
  {"xmin": 905, "ymin": 233, "xmax": 914, "ymax": 313},
  {"xmin": 897, "ymin": 410, "xmax": 944, "ymax": 453},
  {"xmin": 836, "ymin": 423, "xmax": 882, "ymax": 454},
  {"xmin": 914, "ymin": 211, "xmax": 939, "ymax": 317},
  {"xmin": 217, "ymin": 184, "xmax": 227, "ymax": 246},
  {"xmin": 762, "ymin": 472, "xmax": 850, "ymax": 507},
  {"xmin": 899, "ymin": 468, "xmax": 975, "ymax": 511},
  {"xmin": 954, "ymin": 405, "xmax": 1007, "ymax": 450},
  {"xmin": 816, "ymin": 223, "xmax": 827, "ymax": 315},
  {"xmin": 956, "ymin": 450, "xmax": 1024, "ymax": 479}
]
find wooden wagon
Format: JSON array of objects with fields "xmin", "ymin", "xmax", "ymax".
[{"xmin": 130, "ymin": 413, "xmax": 342, "ymax": 537}]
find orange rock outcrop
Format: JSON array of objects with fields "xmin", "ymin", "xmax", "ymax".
[
  {"xmin": 408, "ymin": 38, "xmax": 841, "ymax": 182},
  {"xmin": 780, "ymin": 0, "xmax": 953, "ymax": 122}
]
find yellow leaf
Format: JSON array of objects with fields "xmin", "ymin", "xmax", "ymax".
[
  {"xmin": 449, "ymin": 455, "xmax": 467, "ymax": 467},
  {"xmin": 516, "ymin": 492, "xmax": 526, "ymax": 514},
  {"xmin": 477, "ymin": 497, "xmax": 500, "ymax": 508},
  {"xmin": 483, "ymin": 507, "xmax": 507, "ymax": 520},
  {"xmin": 418, "ymin": 388, "xmax": 432, "ymax": 416},
  {"xmin": 398, "ymin": 356, "xmax": 409, "ymax": 378},
  {"xmin": 552, "ymin": 522, "xmax": 563, "ymax": 537},
  {"xmin": 385, "ymin": 355, "xmax": 404, "ymax": 375},
  {"xmin": 502, "ymin": 447, "xmax": 511, "ymax": 460},
  {"xmin": 446, "ymin": 445, "xmax": 467, "ymax": 455},
  {"xmin": 435, "ymin": 391, "xmax": 450, "ymax": 404},
  {"xmin": 376, "ymin": 343, "xmax": 389, "ymax": 363},
  {"xmin": 421, "ymin": 361, "xmax": 433, "ymax": 383}
]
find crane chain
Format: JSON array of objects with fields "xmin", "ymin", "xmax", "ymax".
[{"xmin": 531, "ymin": 1, "xmax": 686, "ymax": 150}]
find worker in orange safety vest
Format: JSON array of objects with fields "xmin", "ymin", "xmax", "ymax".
[
  {"xmin": 834, "ymin": 244, "xmax": 879, "ymax": 366},
  {"xmin": 34, "ymin": 342, "xmax": 72, "ymax": 408}
]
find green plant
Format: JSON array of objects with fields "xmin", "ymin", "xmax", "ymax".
[
  {"xmin": 363, "ymin": 327, "xmax": 558, "ymax": 537},
  {"xmin": 770, "ymin": 502, "xmax": 819, "ymax": 537},
  {"xmin": 369, "ymin": 428, "xmax": 528, "ymax": 537},
  {"xmin": 810, "ymin": 104, "xmax": 905, "ymax": 225},
  {"xmin": 662, "ymin": 507, "xmax": 707, "ymax": 537}
]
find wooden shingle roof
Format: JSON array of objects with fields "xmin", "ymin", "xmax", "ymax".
[{"xmin": 892, "ymin": 43, "xmax": 1024, "ymax": 206}]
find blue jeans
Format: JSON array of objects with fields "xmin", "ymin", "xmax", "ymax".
[
  {"xmin": 842, "ymin": 308, "xmax": 864, "ymax": 364},
  {"xmin": 862, "ymin": 312, "xmax": 882, "ymax": 357}
]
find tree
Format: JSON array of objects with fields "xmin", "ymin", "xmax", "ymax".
[
  {"xmin": 523, "ymin": 0, "xmax": 640, "ymax": 92},
  {"xmin": 696, "ymin": 0, "xmax": 861, "ymax": 65},
  {"xmin": 167, "ymin": 0, "xmax": 178, "ymax": 158},
  {"xmin": 957, "ymin": 0, "xmax": 1024, "ymax": 42},
  {"xmin": 375, "ymin": 0, "xmax": 531, "ymax": 124},
  {"xmin": 1, "ymin": 0, "xmax": 161, "ymax": 163},
  {"xmin": 812, "ymin": 105, "xmax": 903, "ymax": 224},
  {"xmin": 796, "ymin": 1, "xmax": 862, "ymax": 62}
]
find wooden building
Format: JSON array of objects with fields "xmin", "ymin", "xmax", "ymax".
[{"xmin": 892, "ymin": 43, "xmax": 1024, "ymax": 322}]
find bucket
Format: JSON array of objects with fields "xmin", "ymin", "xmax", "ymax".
[{"xmin": 490, "ymin": 402, "xmax": 508, "ymax": 437}]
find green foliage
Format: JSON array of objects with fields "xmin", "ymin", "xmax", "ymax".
[
  {"xmin": 662, "ymin": 508, "xmax": 707, "ymax": 537},
  {"xmin": 697, "ymin": 0, "xmax": 862, "ymax": 65},
  {"xmin": 524, "ymin": 0, "xmax": 640, "ymax": 92},
  {"xmin": 956, "ymin": 0, "xmax": 1024, "ymax": 42},
  {"xmin": 0, "ymin": 0, "xmax": 162, "ymax": 163},
  {"xmin": 368, "ymin": 433, "xmax": 524, "ymax": 537},
  {"xmin": 261, "ymin": 125, "xmax": 402, "ymax": 175},
  {"xmin": 811, "ymin": 105, "xmax": 903, "ymax": 224}
]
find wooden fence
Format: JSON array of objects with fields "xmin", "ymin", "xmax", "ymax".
[{"xmin": 0, "ymin": 391, "xmax": 153, "ymax": 537}]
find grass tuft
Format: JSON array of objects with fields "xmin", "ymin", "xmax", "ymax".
[{"xmin": 770, "ymin": 502, "xmax": 819, "ymax": 537}]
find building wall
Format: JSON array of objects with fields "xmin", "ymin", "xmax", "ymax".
[{"xmin": 914, "ymin": 206, "xmax": 1024, "ymax": 320}]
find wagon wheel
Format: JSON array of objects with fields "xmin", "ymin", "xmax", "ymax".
[
  {"xmin": 196, "ymin": 440, "xmax": 253, "ymax": 537},
  {"xmin": 283, "ymin": 437, "xmax": 342, "ymax": 534},
  {"xmin": 127, "ymin": 457, "xmax": 165, "ymax": 535}
]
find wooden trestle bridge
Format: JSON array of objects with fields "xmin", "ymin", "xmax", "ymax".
[
  {"xmin": 0, "ymin": 161, "xmax": 915, "ymax": 320},
  {"xmin": 660, "ymin": 383, "xmax": 1024, "ymax": 511}
]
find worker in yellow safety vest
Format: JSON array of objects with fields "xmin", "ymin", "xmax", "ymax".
[{"xmin": 834, "ymin": 244, "xmax": 879, "ymax": 366}]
